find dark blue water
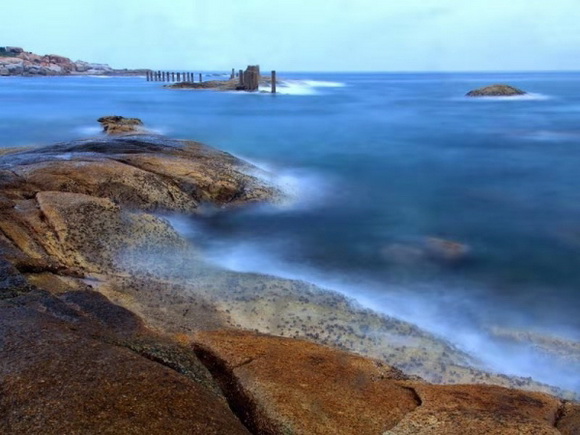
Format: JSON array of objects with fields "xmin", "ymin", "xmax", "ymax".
[{"xmin": 1, "ymin": 72, "xmax": 579, "ymax": 391}]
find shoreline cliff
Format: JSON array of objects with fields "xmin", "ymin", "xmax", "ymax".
[
  {"xmin": 0, "ymin": 118, "xmax": 578, "ymax": 433},
  {"xmin": 0, "ymin": 46, "xmax": 149, "ymax": 76}
]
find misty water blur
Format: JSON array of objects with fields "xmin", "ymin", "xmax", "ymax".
[{"xmin": 1, "ymin": 72, "xmax": 579, "ymax": 393}]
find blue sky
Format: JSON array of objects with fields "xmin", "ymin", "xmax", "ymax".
[{"xmin": 1, "ymin": 0, "xmax": 579, "ymax": 71}]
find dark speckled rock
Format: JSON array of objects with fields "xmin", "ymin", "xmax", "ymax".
[{"xmin": 466, "ymin": 84, "xmax": 527, "ymax": 97}]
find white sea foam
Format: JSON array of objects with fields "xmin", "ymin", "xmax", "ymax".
[
  {"xmin": 233, "ymin": 155, "xmax": 336, "ymax": 210},
  {"xmin": 513, "ymin": 130, "xmax": 580, "ymax": 141},
  {"xmin": 75, "ymin": 125, "xmax": 168, "ymax": 136},
  {"xmin": 256, "ymin": 79, "xmax": 347, "ymax": 96},
  {"xmin": 76, "ymin": 126, "xmax": 103, "ymax": 136},
  {"xmin": 462, "ymin": 92, "xmax": 552, "ymax": 102},
  {"xmin": 193, "ymin": 236, "xmax": 579, "ymax": 394}
]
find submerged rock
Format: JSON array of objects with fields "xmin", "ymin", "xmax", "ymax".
[
  {"xmin": 466, "ymin": 84, "xmax": 527, "ymax": 97},
  {"xmin": 98, "ymin": 115, "xmax": 145, "ymax": 134},
  {"xmin": 381, "ymin": 237, "xmax": 471, "ymax": 266}
]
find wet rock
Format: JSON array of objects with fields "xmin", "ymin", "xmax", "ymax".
[
  {"xmin": 98, "ymin": 115, "xmax": 145, "ymax": 135},
  {"xmin": 466, "ymin": 84, "xmax": 527, "ymax": 97},
  {"xmin": 166, "ymin": 79, "xmax": 240, "ymax": 91},
  {"xmin": 165, "ymin": 76, "xmax": 274, "ymax": 92}
]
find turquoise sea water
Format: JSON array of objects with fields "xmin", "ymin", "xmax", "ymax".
[{"xmin": 1, "ymin": 72, "xmax": 579, "ymax": 392}]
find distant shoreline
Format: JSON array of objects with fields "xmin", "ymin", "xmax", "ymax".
[{"xmin": 0, "ymin": 46, "xmax": 149, "ymax": 77}]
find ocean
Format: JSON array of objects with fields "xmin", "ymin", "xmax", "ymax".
[{"xmin": 1, "ymin": 72, "xmax": 579, "ymax": 393}]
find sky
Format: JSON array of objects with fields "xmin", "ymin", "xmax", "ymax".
[{"xmin": 1, "ymin": 0, "xmax": 579, "ymax": 72}]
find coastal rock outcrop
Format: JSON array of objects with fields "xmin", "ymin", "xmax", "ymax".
[
  {"xmin": 98, "ymin": 115, "xmax": 145, "ymax": 134},
  {"xmin": 0, "ymin": 282, "xmax": 250, "ymax": 433},
  {"xmin": 165, "ymin": 75, "xmax": 275, "ymax": 92},
  {"xmin": 0, "ymin": 46, "xmax": 148, "ymax": 76},
  {"xmin": 0, "ymin": 122, "xmax": 578, "ymax": 432},
  {"xmin": 466, "ymin": 84, "xmax": 527, "ymax": 97}
]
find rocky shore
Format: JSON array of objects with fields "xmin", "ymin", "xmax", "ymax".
[
  {"xmin": 0, "ymin": 118, "xmax": 578, "ymax": 433},
  {"xmin": 0, "ymin": 46, "xmax": 148, "ymax": 76},
  {"xmin": 165, "ymin": 76, "xmax": 275, "ymax": 91}
]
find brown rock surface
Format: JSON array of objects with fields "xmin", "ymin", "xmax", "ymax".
[
  {"xmin": 557, "ymin": 402, "xmax": 580, "ymax": 435},
  {"xmin": 194, "ymin": 330, "xmax": 576, "ymax": 435},
  {"xmin": 386, "ymin": 383, "xmax": 563, "ymax": 434},
  {"xmin": 0, "ymin": 284, "xmax": 249, "ymax": 433},
  {"xmin": 194, "ymin": 329, "xmax": 420, "ymax": 435},
  {"xmin": 98, "ymin": 115, "xmax": 145, "ymax": 134}
]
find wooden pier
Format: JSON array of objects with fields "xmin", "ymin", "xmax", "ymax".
[
  {"xmin": 146, "ymin": 71, "xmax": 201, "ymax": 83},
  {"xmin": 147, "ymin": 66, "xmax": 278, "ymax": 93}
]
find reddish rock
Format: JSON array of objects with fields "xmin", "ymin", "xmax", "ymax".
[
  {"xmin": 388, "ymin": 383, "xmax": 563, "ymax": 434},
  {"xmin": 0, "ymin": 291, "xmax": 249, "ymax": 434},
  {"xmin": 557, "ymin": 401, "xmax": 580, "ymax": 435},
  {"xmin": 193, "ymin": 329, "xmax": 421, "ymax": 435},
  {"xmin": 194, "ymin": 330, "xmax": 577, "ymax": 435}
]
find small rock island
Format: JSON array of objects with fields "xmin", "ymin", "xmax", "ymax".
[{"xmin": 466, "ymin": 84, "xmax": 527, "ymax": 97}]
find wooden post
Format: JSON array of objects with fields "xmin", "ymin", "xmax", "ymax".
[{"xmin": 271, "ymin": 71, "xmax": 276, "ymax": 93}]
